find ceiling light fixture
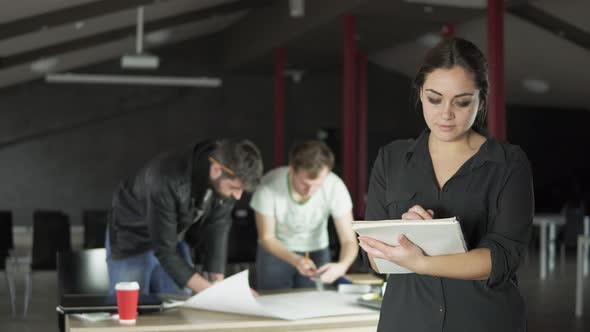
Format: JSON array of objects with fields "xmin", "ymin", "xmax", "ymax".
[
  {"xmin": 417, "ymin": 33, "xmax": 442, "ymax": 48},
  {"xmin": 43, "ymin": 6, "xmax": 221, "ymax": 88},
  {"xmin": 74, "ymin": 21, "xmax": 85, "ymax": 30},
  {"xmin": 404, "ymin": 0, "xmax": 486, "ymax": 9},
  {"xmin": 145, "ymin": 29, "xmax": 172, "ymax": 45},
  {"xmin": 289, "ymin": 0, "xmax": 305, "ymax": 18},
  {"xmin": 121, "ymin": 6, "xmax": 159, "ymax": 70},
  {"xmin": 30, "ymin": 57, "xmax": 59, "ymax": 73},
  {"xmin": 522, "ymin": 78, "xmax": 549, "ymax": 94},
  {"xmin": 284, "ymin": 69, "xmax": 304, "ymax": 83},
  {"xmin": 45, "ymin": 73, "xmax": 222, "ymax": 88}
]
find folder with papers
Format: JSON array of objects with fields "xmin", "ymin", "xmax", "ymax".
[{"xmin": 353, "ymin": 217, "xmax": 467, "ymax": 274}]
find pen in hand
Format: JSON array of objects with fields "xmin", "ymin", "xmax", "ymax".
[
  {"xmin": 305, "ymin": 251, "xmax": 324, "ymax": 291},
  {"xmin": 304, "ymin": 252, "xmax": 317, "ymax": 275},
  {"xmin": 304, "ymin": 251, "xmax": 311, "ymax": 270}
]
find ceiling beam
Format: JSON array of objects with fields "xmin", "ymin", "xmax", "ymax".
[
  {"xmin": 0, "ymin": 0, "xmax": 157, "ymax": 41},
  {"xmin": 222, "ymin": 0, "xmax": 369, "ymax": 70},
  {"xmin": 508, "ymin": 2, "xmax": 590, "ymax": 52},
  {"xmin": 0, "ymin": 0, "xmax": 273, "ymax": 70}
]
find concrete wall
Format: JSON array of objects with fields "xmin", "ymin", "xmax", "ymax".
[
  {"xmin": 283, "ymin": 63, "xmax": 424, "ymax": 175},
  {"xmin": 0, "ymin": 38, "xmax": 272, "ymax": 225},
  {"xmin": 0, "ymin": 37, "xmax": 419, "ymax": 225}
]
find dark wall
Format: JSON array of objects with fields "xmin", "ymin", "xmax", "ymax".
[
  {"xmin": 0, "ymin": 33, "xmax": 424, "ymax": 225},
  {"xmin": 366, "ymin": 63, "xmax": 425, "ymax": 166},
  {"xmin": 0, "ymin": 37, "xmax": 272, "ymax": 225},
  {"xmin": 507, "ymin": 105, "xmax": 590, "ymax": 212},
  {"xmin": 282, "ymin": 63, "xmax": 424, "ymax": 177}
]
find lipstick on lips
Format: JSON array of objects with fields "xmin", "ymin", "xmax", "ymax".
[{"xmin": 437, "ymin": 124, "xmax": 455, "ymax": 132}]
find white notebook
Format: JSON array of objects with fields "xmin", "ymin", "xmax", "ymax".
[{"xmin": 353, "ymin": 217, "xmax": 467, "ymax": 274}]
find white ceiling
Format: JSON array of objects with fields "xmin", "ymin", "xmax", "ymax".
[
  {"xmin": 371, "ymin": 0, "xmax": 590, "ymax": 111},
  {"xmin": 0, "ymin": 0, "xmax": 245, "ymax": 88},
  {"xmin": 533, "ymin": 0, "xmax": 590, "ymax": 34},
  {"xmin": 0, "ymin": 13, "xmax": 245, "ymax": 88},
  {"xmin": 0, "ymin": 0, "xmax": 238, "ymax": 56},
  {"xmin": 0, "ymin": 0, "xmax": 589, "ymax": 113},
  {"xmin": 0, "ymin": 0, "xmax": 100, "ymax": 23}
]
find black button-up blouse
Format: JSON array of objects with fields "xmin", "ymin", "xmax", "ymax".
[{"xmin": 365, "ymin": 128, "xmax": 534, "ymax": 332}]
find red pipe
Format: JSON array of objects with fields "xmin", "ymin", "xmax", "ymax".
[
  {"xmin": 273, "ymin": 47, "xmax": 285, "ymax": 167},
  {"xmin": 343, "ymin": 15, "xmax": 357, "ymax": 211},
  {"xmin": 487, "ymin": 0, "xmax": 506, "ymax": 141},
  {"xmin": 356, "ymin": 52, "xmax": 368, "ymax": 218}
]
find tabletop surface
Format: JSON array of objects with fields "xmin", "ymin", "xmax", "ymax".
[
  {"xmin": 533, "ymin": 213, "xmax": 565, "ymax": 226},
  {"xmin": 67, "ymin": 305, "xmax": 380, "ymax": 332}
]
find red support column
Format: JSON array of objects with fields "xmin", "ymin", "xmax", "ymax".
[
  {"xmin": 487, "ymin": 0, "xmax": 506, "ymax": 141},
  {"xmin": 441, "ymin": 23, "xmax": 456, "ymax": 38},
  {"xmin": 356, "ymin": 52, "xmax": 368, "ymax": 218},
  {"xmin": 342, "ymin": 15, "xmax": 357, "ymax": 212},
  {"xmin": 273, "ymin": 48, "xmax": 285, "ymax": 167}
]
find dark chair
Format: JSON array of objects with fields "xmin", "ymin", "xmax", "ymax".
[
  {"xmin": 0, "ymin": 211, "xmax": 16, "ymax": 316},
  {"xmin": 558, "ymin": 200, "xmax": 586, "ymax": 269},
  {"xmin": 225, "ymin": 195, "xmax": 258, "ymax": 283},
  {"xmin": 56, "ymin": 249, "xmax": 109, "ymax": 331},
  {"xmin": 562, "ymin": 200, "xmax": 586, "ymax": 248},
  {"xmin": 24, "ymin": 210, "xmax": 71, "ymax": 316},
  {"xmin": 82, "ymin": 210, "xmax": 108, "ymax": 249}
]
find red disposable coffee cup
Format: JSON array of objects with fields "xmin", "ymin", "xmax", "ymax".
[{"xmin": 115, "ymin": 281, "xmax": 140, "ymax": 324}]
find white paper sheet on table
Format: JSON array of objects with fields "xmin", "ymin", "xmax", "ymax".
[{"xmin": 182, "ymin": 270, "xmax": 376, "ymax": 320}]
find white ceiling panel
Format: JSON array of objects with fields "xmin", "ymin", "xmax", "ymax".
[
  {"xmin": 0, "ymin": 12, "xmax": 245, "ymax": 88},
  {"xmin": 371, "ymin": 10, "xmax": 590, "ymax": 110},
  {"xmin": 0, "ymin": 0, "xmax": 101, "ymax": 23},
  {"xmin": 0, "ymin": 0, "xmax": 237, "ymax": 56},
  {"xmin": 533, "ymin": 0, "xmax": 590, "ymax": 34}
]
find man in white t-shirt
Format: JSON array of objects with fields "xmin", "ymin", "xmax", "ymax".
[{"xmin": 250, "ymin": 140, "xmax": 358, "ymax": 290}]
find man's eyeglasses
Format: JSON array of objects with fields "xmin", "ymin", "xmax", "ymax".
[{"xmin": 208, "ymin": 157, "xmax": 236, "ymax": 176}]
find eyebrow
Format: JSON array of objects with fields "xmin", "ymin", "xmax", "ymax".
[{"xmin": 425, "ymin": 89, "xmax": 474, "ymax": 98}]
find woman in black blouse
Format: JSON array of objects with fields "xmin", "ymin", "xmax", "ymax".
[{"xmin": 358, "ymin": 37, "xmax": 534, "ymax": 332}]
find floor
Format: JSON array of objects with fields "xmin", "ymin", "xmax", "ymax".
[{"xmin": 0, "ymin": 248, "xmax": 589, "ymax": 331}]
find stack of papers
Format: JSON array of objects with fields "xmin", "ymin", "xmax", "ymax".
[
  {"xmin": 353, "ymin": 217, "xmax": 467, "ymax": 273},
  {"xmin": 181, "ymin": 270, "xmax": 376, "ymax": 320}
]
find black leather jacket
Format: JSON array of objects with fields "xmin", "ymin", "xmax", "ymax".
[{"xmin": 108, "ymin": 141, "xmax": 235, "ymax": 287}]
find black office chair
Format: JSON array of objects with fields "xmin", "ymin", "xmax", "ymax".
[
  {"xmin": 24, "ymin": 210, "xmax": 71, "ymax": 316},
  {"xmin": 191, "ymin": 195, "xmax": 258, "ymax": 282},
  {"xmin": 225, "ymin": 195, "xmax": 258, "ymax": 285},
  {"xmin": 82, "ymin": 210, "xmax": 108, "ymax": 249},
  {"xmin": 56, "ymin": 249, "xmax": 109, "ymax": 331},
  {"xmin": 558, "ymin": 200, "xmax": 586, "ymax": 268},
  {"xmin": 0, "ymin": 211, "xmax": 16, "ymax": 316}
]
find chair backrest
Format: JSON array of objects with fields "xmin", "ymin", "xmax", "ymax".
[
  {"xmin": 31, "ymin": 210, "xmax": 71, "ymax": 270},
  {"xmin": 83, "ymin": 210, "xmax": 108, "ymax": 249},
  {"xmin": 563, "ymin": 200, "xmax": 586, "ymax": 247},
  {"xmin": 0, "ymin": 211, "xmax": 14, "ymax": 270},
  {"xmin": 226, "ymin": 203, "xmax": 258, "ymax": 264},
  {"xmin": 57, "ymin": 249, "xmax": 110, "ymax": 296}
]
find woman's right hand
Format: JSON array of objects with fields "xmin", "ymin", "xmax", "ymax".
[{"xmin": 401, "ymin": 205, "xmax": 434, "ymax": 220}]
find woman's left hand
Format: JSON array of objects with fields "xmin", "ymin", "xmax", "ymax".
[{"xmin": 358, "ymin": 234, "xmax": 427, "ymax": 273}]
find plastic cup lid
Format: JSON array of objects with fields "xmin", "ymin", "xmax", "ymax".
[{"xmin": 115, "ymin": 281, "xmax": 140, "ymax": 291}]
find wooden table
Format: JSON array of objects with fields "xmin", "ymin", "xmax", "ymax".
[{"xmin": 65, "ymin": 307, "xmax": 379, "ymax": 332}]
